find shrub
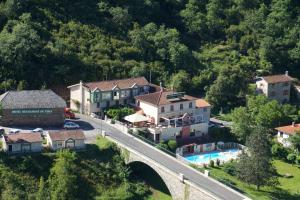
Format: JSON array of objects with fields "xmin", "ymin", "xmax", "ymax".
[
  {"xmin": 287, "ymin": 153, "xmax": 297, "ymax": 164},
  {"xmin": 110, "ymin": 119, "xmax": 115, "ymax": 124},
  {"xmin": 127, "ymin": 129, "xmax": 133, "ymax": 134},
  {"xmin": 209, "ymin": 160, "xmax": 215, "ymax": 167},
  {"xmin": 223, "ymin": 162, "xmax": 236, "ymax": 176},
  {"xmin": 296, "ymin": 156, "xmax": 300, "ymax": 165},
  {"xmin": 156, "ymin": 142, "xmax": 168, "ymax": 150},
  {"xmin": 167, "ymin": 140, "xmax": 177, "ymax": 151},
  {"xmin": 106, "ymin": 107, "xmax": 134, "ymax": 120},
  {"xmin": 271, "ymin": 143, "xmax": 289, "ymax": 159}
]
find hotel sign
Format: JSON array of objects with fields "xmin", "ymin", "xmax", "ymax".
[{"xmin": 11, "ymin": 109, "xmax": 53, "ymax": 115}]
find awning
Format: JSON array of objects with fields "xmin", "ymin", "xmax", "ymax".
[{"xmin": 124, "ymin": 113, "xmax": 149, "ymax": 123}]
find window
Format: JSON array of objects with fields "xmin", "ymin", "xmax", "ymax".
[
  {"xmin": 180, "ymin": 104, "xmax": 183, "ymax": 110},
  {"xmin": 113, "ymin": 91, "xmax": 118, "ymax": 96},
  {"xmin": 22, "ymin": 143, "xmax": 31, "ymax": 152},
  {"xmin": 283, "ymin": 90, "xmax": 289, "ymax": 96},
  {"xmin": 106, "ymin": 101, "xmax": 110, "ymax": 108},
  {"xmin": 283, "ymin": 82, "xmax": 289, "ymax": 87},
  {"xmin": 161, "ymin": 106, "xmax": 165, "ymax": 113},
  {"xmin": 189, "ymin": 102, "xmax": 193, "ymax": 108},
  {"xmin": 203, "ymin": 107, "xmax": 207, "ymax": 112},
  {"xmin": 57, "ymin": 141, "xmax": 63, "ymax": 149},
  {"xmin": 97, "ymin": 102, "xmax": 100, "ymax": 108},
  {"xmin": 190, "ymin": 129, "xmax": 195, "ymax": 137},
  {"xmin": 170, "ymin": 105, "xmax": 174, "ymax": 111},
  {"xmin": 176, "ymin": 131, "xmax": 182, "ymax": 139},
  {"xmin": 139, "ymin": 87, "xmax": 144, "ymax": 92},
  {"xmin": 270, "ymin": 91, "xmax": 276, "ymax": 97},
  {"xmin": 102, "ymin": 92, "xmax": 111, "ymax": 100},
  {"xmin": 66, "ymin": 139, "xmax": 75, "ymax": 148}
]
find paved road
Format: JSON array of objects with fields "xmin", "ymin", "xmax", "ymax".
[{"xmin": 77, "ymin": 115, "xmax": 248, "ymax": 200}]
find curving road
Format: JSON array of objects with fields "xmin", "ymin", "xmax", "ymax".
[{"xmin": 77, "ymin": 114, "xmax": 249, "ymax": 200}]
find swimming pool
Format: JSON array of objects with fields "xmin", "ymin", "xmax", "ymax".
[{"xmin": 184, "ymin": 149, "xmax": 240, "ymax": 165}]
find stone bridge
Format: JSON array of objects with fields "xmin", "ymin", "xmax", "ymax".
[
  {"xmin": 106, "ymin": 136, "xmax": 248, "ymax": 200},
  {"xmin": 124, "ymin": 147, "xmax": 219, "ymax": 200}
]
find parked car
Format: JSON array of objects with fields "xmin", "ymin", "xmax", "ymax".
[
  {"xmin": 90, "ymin": 113, "xmax": 99, "ymax": 118},
  {"xmin": 9, "ymin": 129, "xmax": 21, "ymax": 134},
  {"xmin": 64, "ymin": 108, "xmax": 75, "ymax": 119},
  {"xmin": 32, "ymin": 128, "xmax": 43, "ymax": 133},
  {"xmin": 64, "ymin": 122, "xmax": 80, "ymax": 129}
]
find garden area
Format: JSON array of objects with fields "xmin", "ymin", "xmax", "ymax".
[{"xmin": 198, "ymin": 160, "xmax": 300, "ymax": 200}]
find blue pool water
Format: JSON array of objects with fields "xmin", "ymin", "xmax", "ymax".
[{"xmin": 184, "ymin": 149, "xmax": 240, "ymax": 164}]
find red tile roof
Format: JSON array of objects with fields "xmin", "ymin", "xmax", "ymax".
[
  {"xmin": 262, "ymin": 74, "xmax": 293, "ymax": 84},
  {"xmin": 48, "ymin": 130, "xmax": 85, "ymax": 141},
  {"xmin": 195, "ymin": 99, "xmax": 211, "ymax": 108},
  {"xmin": 83, "ymin": 77, "xmax": 149, "ymax": 91},
  {"xmin": 275, "ymin": 123, "xmax": 300, "ymax": 135},
  {"xmin": 5, "ymin": 133, "xmax": 42, "ymax": 144},
  {"xmin": 135, "ymin": 91, "xmax": 198, "ymax": 106}
]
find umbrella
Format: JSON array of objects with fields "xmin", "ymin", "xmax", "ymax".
[{"xmin": 124, "ymin": 113, "xmax": 149, "ymax": 123}]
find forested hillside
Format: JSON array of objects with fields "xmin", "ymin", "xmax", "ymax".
[{"xmin": 0, "ymin": 0, "xmax": 300, "ymax": 110}]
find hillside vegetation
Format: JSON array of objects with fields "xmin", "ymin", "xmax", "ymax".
[
  {"xmin": 0, "ymin": 0, "xmax": 300, "ymax": 111},
  {"xmin": 0, "ymin": 137, "xmax": 170, "ymax": 200}
]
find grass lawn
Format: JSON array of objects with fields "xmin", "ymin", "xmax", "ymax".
[{"xmin": 205, "ymin": 160, "xmax": 300, "ymax": 200}]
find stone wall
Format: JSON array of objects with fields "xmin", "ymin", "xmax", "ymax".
[{"xmin": 0, "ymin": 108, "xmax": 65, "ymax": 127}]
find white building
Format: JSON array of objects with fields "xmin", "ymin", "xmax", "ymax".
[
  {"xmin": 295, "ymin": 85, "xmax": 300, "ymax": 100},
  {"xmin": 46, "ymin": 130, "xmax": 86, "ymax": 151},
  {"xmin": 256, "ymin": 72, "xmax": 294, "ymax": 103},
  {"xmin": 135, "ymin": 91, "xmax": 211, "ymax": 142},
  {"xmin": 275, "ymin": 122, "xmax": 300, "ymax": 147},
  {"xmin": 2, "ymin": 133, "xmax": 43, "ymax": 154},
  {"xmin": 67, "ymin": 77, "xmax": 151, "ymax": 115}
]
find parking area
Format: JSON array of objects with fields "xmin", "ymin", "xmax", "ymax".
[{"xmin": 0, "ymin": 118, "xmax": 100, "ymax": 144}]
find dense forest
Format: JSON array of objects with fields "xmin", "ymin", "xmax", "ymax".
[{"xmin": 0, "ymin": 0, "xmax": 300, "ymax": 111}]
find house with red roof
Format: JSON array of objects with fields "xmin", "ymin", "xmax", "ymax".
[
  {"xmin": 135, "ymin": 90, "xmax": 211, "ymax": 142},
  {"xmin": 275, "ymin": 122, "xmax": 300, "ymax": 147},
  {"xmin": 2, "ymin": 132, "xmax": 43, "ymax": 154},
  {"xmin": 46, "ymin": 130, "xmax": 86, "ymax": 151},
  {"xmin": 256, "ymin": 71, "xmax": 294, "ymax": 103},
  {"xmin": 67, "ymin": 77, "xmax": 156, "ymax": 115}
]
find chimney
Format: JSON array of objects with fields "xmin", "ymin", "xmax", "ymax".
[
  {"xmin": 285, "ymin": 71, "xmax": 289, "ymax": 76},
  {"xmin": 292, "ymin": 122, "xmax": 295, "ymax": 127},
  {"xmin": 160, "ymin": 82, "xmax": 163, "ymax": 92}
]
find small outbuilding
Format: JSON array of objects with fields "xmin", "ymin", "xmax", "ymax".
[
  {"xmin": 0, "ymin": 90, "xmax": 66, "ymax": 127},
  {"xmin": 46, "ymin": 130, "xmax": 86, "ymax": 151},
  {"xmin": 2, "ymin": 132, "xmax": 43, "ymax": 154}
]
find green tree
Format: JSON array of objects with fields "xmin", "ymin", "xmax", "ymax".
[
  {"xmin": 237, "ymin": 126, "xmax": 278, "ymax": 190},
  {"xmin": 36, "ymin": 177, "xmax": 48, "ymax": 200},
  {"xmin": 48, "ymin": 150, "xmax": 78, "ymax": 200},
  {"xmin": 289, "ymin": 131, "xmax": 300, "ymax": 152},
  {"xmin": 231, "ymin": 107, "xmax": 252, "ymax": 142},
  {"xmin": 206, "ymin": 66, "xmax": 248, "ymax": 112},
  {"xmin": 167, "ymin": 70, "xmax": 190, "ymax": 92}
]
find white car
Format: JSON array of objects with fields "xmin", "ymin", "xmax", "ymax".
[
  {"xmin": 64, "ymin": 122, "xmax": 80, "ymax": 129},
  {"xmin": 9, "ymin": 129, "xmax": 21, "ymax": 134},
  {"xmin": 32, "ymin": 128, "xmax": 43, "ymax": 133}
]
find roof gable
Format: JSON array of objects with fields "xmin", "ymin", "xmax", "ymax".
[
  {"xmin": 135, "ymin": 91, "xmax": 198, "ymax": 106},
  {"xmin": 83, "ymin": 77, "xmax": 149, "ymax": 91},
  {"xmin": 0, "ymin": 90, "xmax": 66, "ymax": 109},
  {"xmin": 262, "ymin": 74, "xmax": 294, "ymax": 84}
]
